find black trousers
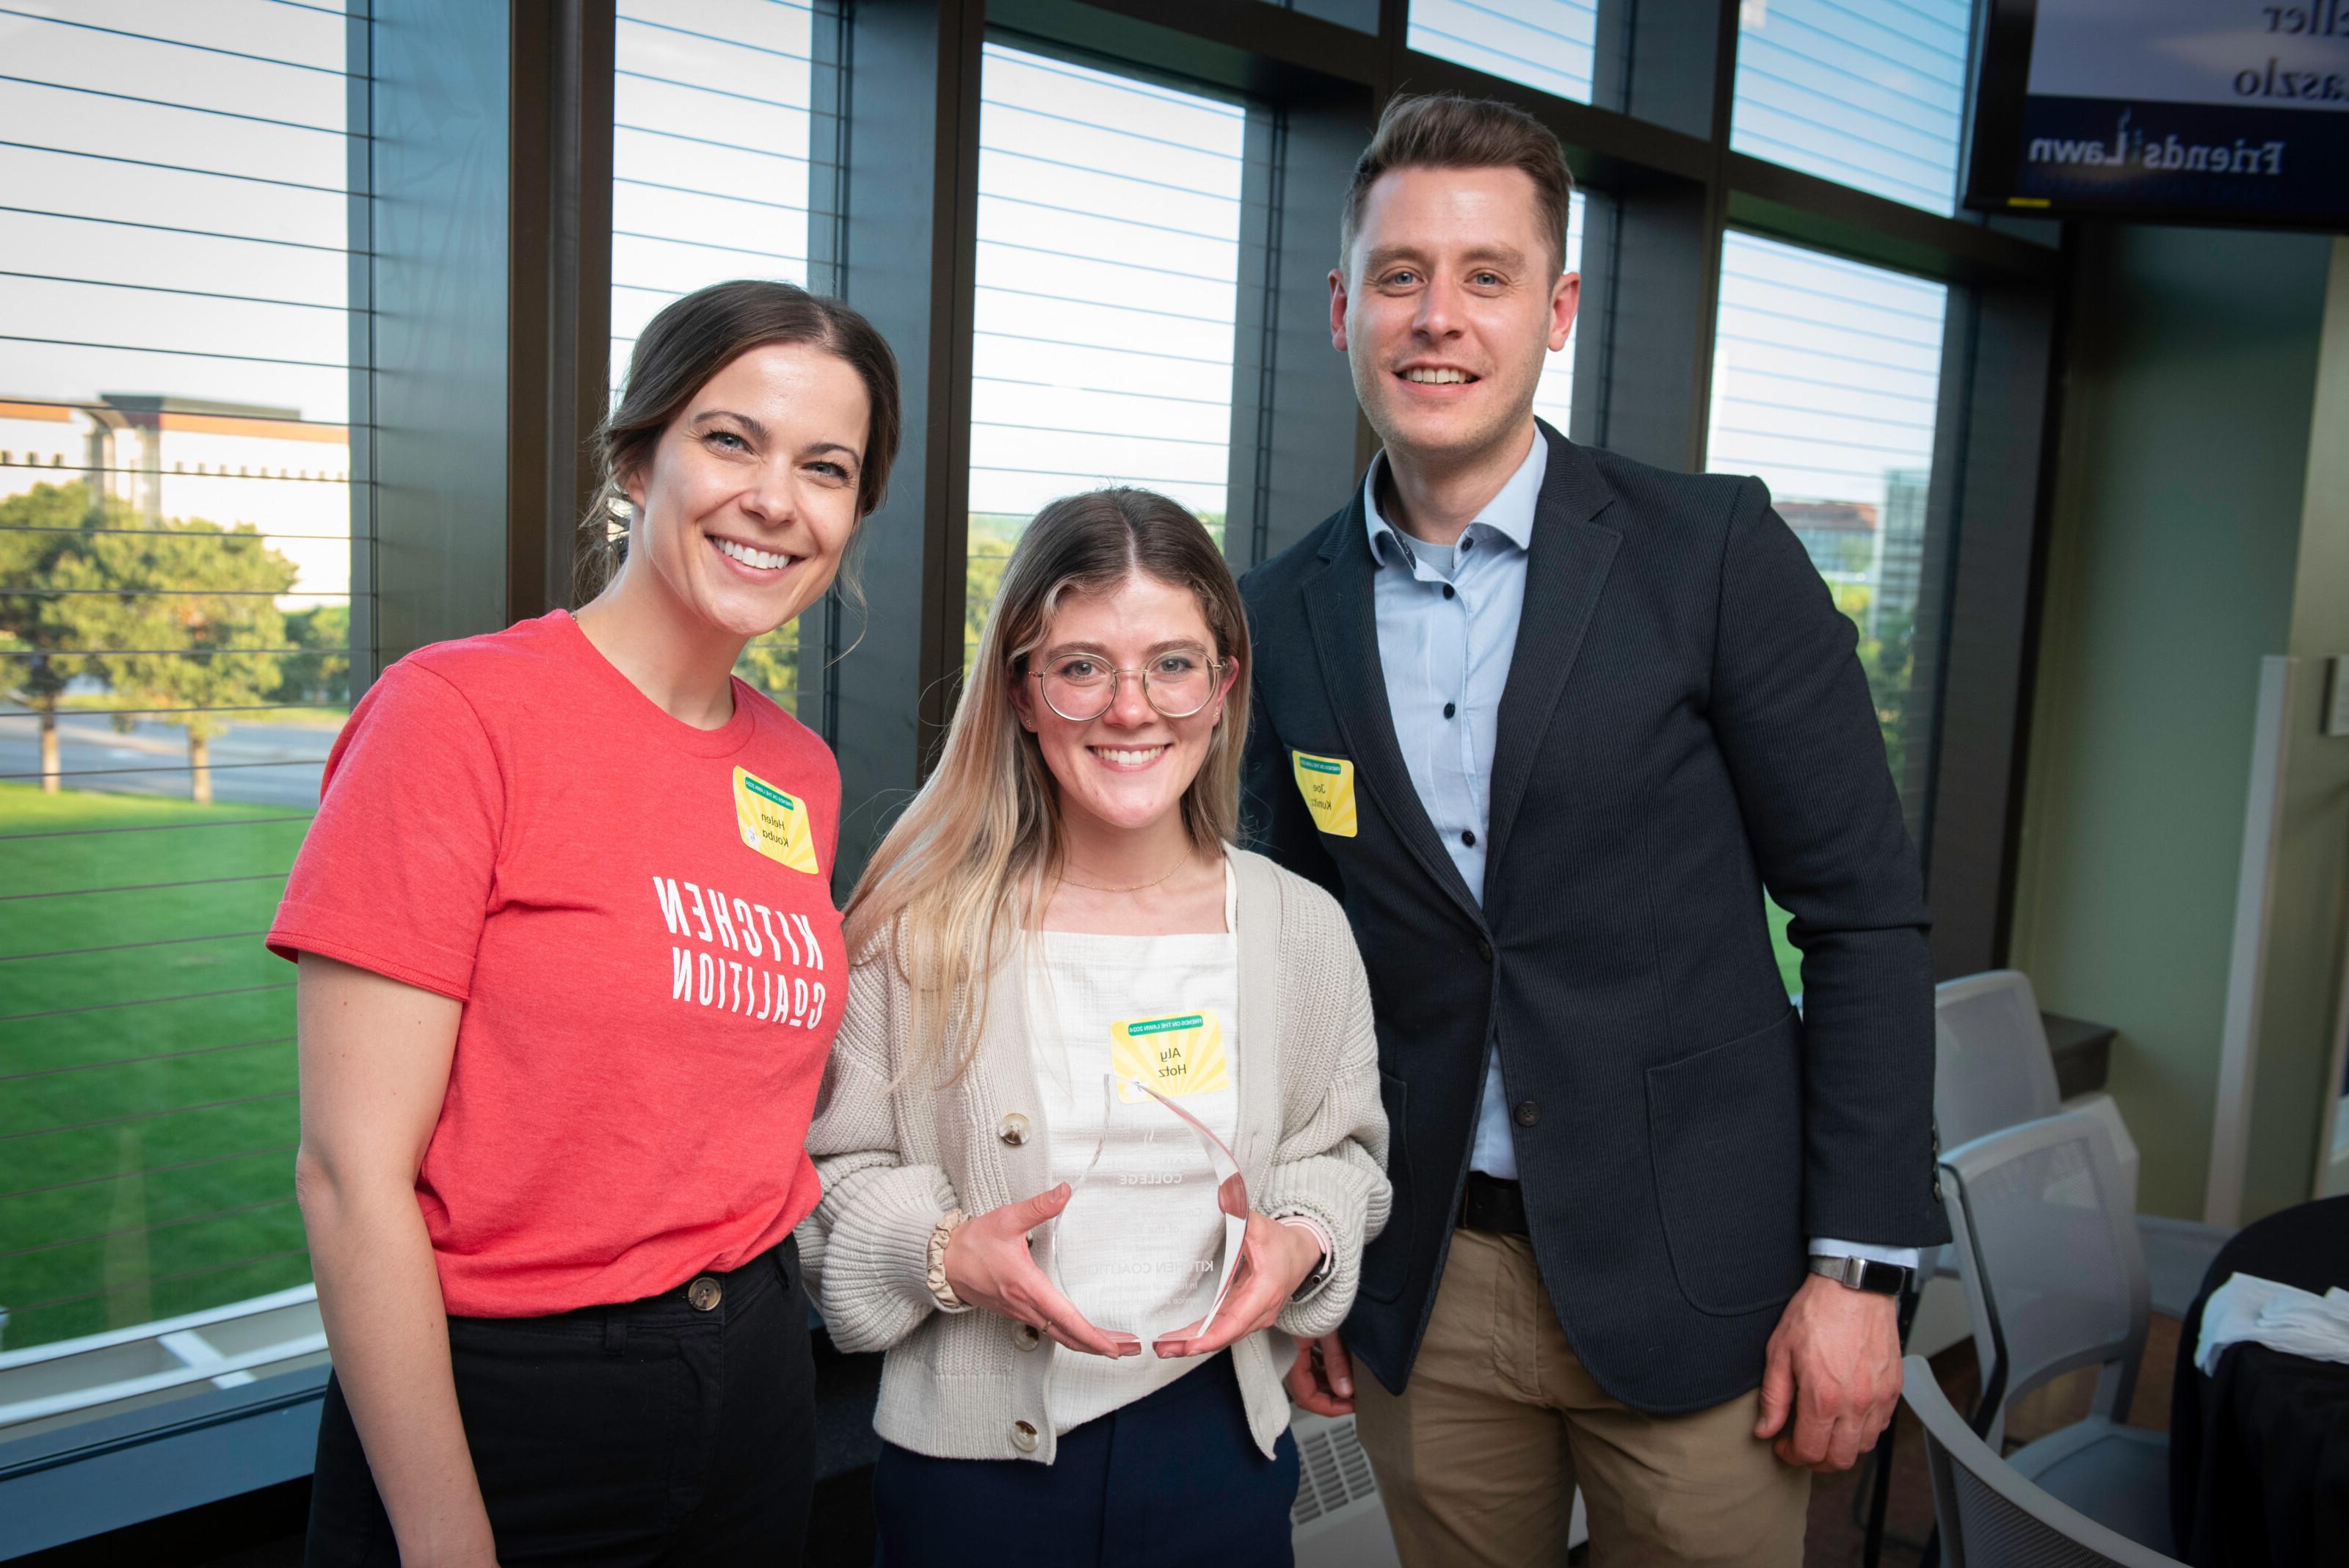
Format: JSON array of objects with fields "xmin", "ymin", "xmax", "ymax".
[
  {"xmin": 307, "ymin": 1238, "xmax": 815, "ymax": 1567},
  {"xmin": 872, "ymin": 1353, "xmax": 1299, "ymax": 1568}
]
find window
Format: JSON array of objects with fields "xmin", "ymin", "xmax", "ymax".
[
  {"xmin": 0, "ymin": 0, "xmax": 365, "ymax": 1420},
  {"xmin": 1705, "ymin": 232, "xmax": 1947, "ymax": 991},
  {"xmin": 1730, "ymin": 0, "xmax": 1976, "ymax": 214},
  {"xmin": 609, "ymin": 0, "xmax": 826, "ymax": 714},
  {"xmin": 1406, "ymin": 0, "xmax": 1599, "ymax": 105},
  {"xmin": 965, "ymin": 45, "xmax": 1246, "ymax": 667},
  {"xmin": 1532, "ymin": 190, "xmax": 1589, "ymax": 437}
]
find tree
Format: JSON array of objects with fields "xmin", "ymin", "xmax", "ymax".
[
  {"xmin": 735, "ymin": 623, "xmax": 799, "ymax": 712},
  {"xmin": 275, "ymin": 603, "xmax": 352, "ymax": 707},
  {"xmin": 0, "ymin": 483, "xmax": 120, "ymax": 793},
  {"xmin": 45, "ymin": 515, "xmax": 298, "ymax": 805}
]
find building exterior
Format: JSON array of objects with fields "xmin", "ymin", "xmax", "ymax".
[
  {"xmin": 1875, "ymin": 467, "xmax": 1930, "ymax": 639},
  {"xmin": 1, "ymin": 395, "xmax": 352, "ymax": 596}
]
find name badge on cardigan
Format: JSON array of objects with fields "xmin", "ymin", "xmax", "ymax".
[{"xmin": 1292, "ymin": 751, "xmax": 1358, "ymax": 838}]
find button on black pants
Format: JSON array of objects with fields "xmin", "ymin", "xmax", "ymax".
[{"xmin": 306, "ymin": 1238, "xmax": 815, "ymax": 1566}]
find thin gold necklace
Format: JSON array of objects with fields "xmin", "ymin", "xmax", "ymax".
[{"xmin": 1056, "ymin": 849, "xmax": 1192, "ymax": 894}]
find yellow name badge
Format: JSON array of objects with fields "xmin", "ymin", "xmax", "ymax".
[
  {"xmin": 731, "ymin": 766, "xmax": 821, "ymax": 875},
  {"xmin": 1111, "ymin": 1009, "xmax": 1230, "ymax": 1103},
  {"xmin": 1292, "ymin": 750, "xmax": 1358, "ymax": 838}
]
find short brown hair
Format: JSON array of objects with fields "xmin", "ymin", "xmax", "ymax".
[
  {"xmin": 579, "ymin": 279, "xmax": 901, "ymax": 598},
  {"xmin": 1340, "ymin": 93, "xmax": 1576, "ymax": 274}
]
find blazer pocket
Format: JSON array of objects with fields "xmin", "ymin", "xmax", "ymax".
[
  {"xmin": 1358, "ymin": 1070, "xmax": 1413, "ymax": 1303},
  {"xmin": 1644, "ymin": 1009, "xmax": 1807, "ymax": 1318}
]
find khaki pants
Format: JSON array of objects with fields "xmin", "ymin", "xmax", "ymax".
[{"xmin": 1353, "ymin": 1228, "xmax": 1809, "ymax": 1568}]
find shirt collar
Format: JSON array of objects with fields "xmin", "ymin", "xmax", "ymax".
[{"xmin": 1362, "ymin": 427, "xmax": 1549, "ymax": 566}]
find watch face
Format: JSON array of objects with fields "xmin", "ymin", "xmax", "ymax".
[{"xmin": 1856, "ymin": 1262, "xmax": 1907, "ymax": 1296}]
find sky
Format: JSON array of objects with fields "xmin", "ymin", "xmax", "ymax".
[{"xmin": 2, "ymin": 0, "xmax": 1961, "ymax": 611}]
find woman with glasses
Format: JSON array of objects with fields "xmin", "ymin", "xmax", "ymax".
[{"xmin": 800, "ymin": 487, "xmax": 1390, "ymax": 1567}]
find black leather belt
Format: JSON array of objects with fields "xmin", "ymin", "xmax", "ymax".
[{"xmin": 1459, "ymin": 1172, "xmax": 1528, "ymax": 1236}]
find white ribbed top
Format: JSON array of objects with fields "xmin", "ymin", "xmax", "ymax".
[{"xmin": 1026, "ymin": 860, "xmax": 1242, "ymax": 1434}]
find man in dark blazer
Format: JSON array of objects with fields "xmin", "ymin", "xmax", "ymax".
[{"xmin": 1241, "ymin": 95, "xmax": 1949, "ymax": 1565}]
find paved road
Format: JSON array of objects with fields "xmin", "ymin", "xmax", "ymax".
[{"xmin": 0, "ymin": 716, "xmax": 335, "ymax": 808}]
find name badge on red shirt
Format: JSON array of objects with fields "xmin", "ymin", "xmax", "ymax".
[{"xmin": 733, "ymin": 766, "xmax": 821, "ymax": 874}]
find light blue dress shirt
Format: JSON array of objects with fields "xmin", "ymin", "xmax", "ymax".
[{"xmin": 1361, "ymin": 434, "xmax": 1916, "ymax": 1271}]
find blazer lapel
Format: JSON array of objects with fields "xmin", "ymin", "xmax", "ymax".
[
  {"xmin": 1300, "ymin": 494, "xmax": 1484, "ymax": 929},
  {"xmin": 1484, "ymin": 429, "xmax": 1622, "ymax": 882}
]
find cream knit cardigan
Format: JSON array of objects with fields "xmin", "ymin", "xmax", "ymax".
[{"xmin": 796, "ymin": 847, "xmax": 1390, "ymax": 1464}]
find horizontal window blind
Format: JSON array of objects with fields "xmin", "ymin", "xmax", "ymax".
[
  {"xmin": 965, "ymin": 44, "xmax": 1246, "ymax": 669},
  {"xmin": 1706, "ymin": 228, "xmax": 1946, "ymax": 822},
  {"xmin": 1406, "ymin": 0, "xmax": 1599, "ymax": 105},
  {"xmin": 0, "ymin": 0, "xmax": 366, "ymax": 1395},
  {"xmin": 1730, "ymin": 0, "xmax": 1976, "ymax": 215},
  {"xmin": 608, "ymin": 0, "xmax": 828, "ymax": 719}
]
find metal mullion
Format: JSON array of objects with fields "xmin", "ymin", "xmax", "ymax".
[{"xmin": 347, "ymin": 0, "xmax": 377, "ymax": 696}]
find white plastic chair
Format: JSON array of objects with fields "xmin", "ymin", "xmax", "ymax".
[
  {"xmin": 1939, "ymin": 1110, "xmax": 2173, "ymax": 1556},
  {"xmin": 1934, "ymin": 970, "xmax": 2229, "ymax": 1318},
  {"xmin": 1903, "ymin": 1355, "xmax": 2187, "ymax": 1567}
]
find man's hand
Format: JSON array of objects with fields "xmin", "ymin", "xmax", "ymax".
[
  {"xmin": 1753, "ymin": 1273, "xmax": 1903, "ymax": 1471},
  {"xmin": 1285, "ymin": 1332, "xmax": 1356, "ymax": 1416}
]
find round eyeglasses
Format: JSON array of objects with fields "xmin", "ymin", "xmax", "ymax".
[{"xmin": 1028, "ymin": 649, "xmax": 1225, "ymax": 722}]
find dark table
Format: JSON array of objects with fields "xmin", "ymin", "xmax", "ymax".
[{"xmin": 2168, "ymin": 1194, "xmax": 2349, "ymax": 1567}]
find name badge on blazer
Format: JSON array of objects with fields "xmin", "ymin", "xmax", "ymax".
[{"xmin": 1292, "ymin": 750, "xmax": 1358, "ymax": 838}]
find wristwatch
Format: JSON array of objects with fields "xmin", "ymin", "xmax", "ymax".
[{"xmin": 1807, "ymin": 1254, "xmax": 1910, "ymax": 1296}]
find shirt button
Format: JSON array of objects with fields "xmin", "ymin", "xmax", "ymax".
[
  {"xmin": 1462, "ymin": 535, "xmax": 1475, "ymax": 551},
  {"xmin": 686, "ymin": 1276, "xmax": 723, "ymax": 1312},
  {"xmin": 1442, "ymin": 584, "xmax": 1456, "ymax": 599},
  {"xmin": 1461, "ymin": 829, "xmax": 1477, "ymax": 848},
  {"xmin": 1514, "ymin": 1100, "xmax": 1541, "ymax": 1128},
  {"xmin": 1011, "ymin": 1420, "xmax": 1039, "ymax": 1453},
  {"xmin": 1014, "ymin": 1322, "xmax": 1042, "ymax": 1351},
  {"xmin": 998, "ymin": 1113, "xmax": 1030, "ymax": 1147},
  {"xmin": 1443, "ymin": 702, "xmax": 1457, "ymax": 719}
]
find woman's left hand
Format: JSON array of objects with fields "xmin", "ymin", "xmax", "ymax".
[{"xmin": 1152, "ymin": 1208, "xmax": 1325, "ymax": 1360}]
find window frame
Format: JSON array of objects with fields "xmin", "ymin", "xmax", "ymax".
[{"xmin": 1, "ymin": 0, "xmax": 2069, "ymax": 1541}]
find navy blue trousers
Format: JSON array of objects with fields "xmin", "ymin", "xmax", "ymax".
[{"xmin": 872, "ymin": 1353, "xmax": 1299, "ymax": 1568}]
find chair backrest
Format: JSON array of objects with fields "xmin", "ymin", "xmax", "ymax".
[
  {"xmin": 1935, "ymin": 970, "xmax": 2063, "ymax": 1153},
  {"xmin": 1939, "ymin": 1109, "xmax": 2151, "ymax": 1448},
  {"xmin": 1903, "ymin": 1356, "xmax": 2185, "ymax": 1568}
]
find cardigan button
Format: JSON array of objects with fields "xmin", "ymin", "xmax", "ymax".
[
  {"xmin": 1011, "ymin": 1419, "xmax": 1039, "ymax": 1453},
  {"xmin": 998, "ymin": 1113, "xmax": 1030, "ymax": 1147},
  {"xmin": 1013, "ymin": 1321, "xmax": 1042, "ymax": 1351}
]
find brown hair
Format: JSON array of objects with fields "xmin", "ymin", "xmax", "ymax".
[
  {"xmin": 845, "ymin": 487, "xmax": 1250, "ymax": 1081},
  {"xmin": 578, "ymin": 279, "xmax": 902, "ymax": 599},
  {"xmin": 1340, "ymin": 92, "xmax": 1576, "ymax": 274}
]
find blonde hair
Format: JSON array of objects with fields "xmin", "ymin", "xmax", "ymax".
[{"xmin": 843, "ymin": 488, "xmax": 1251, "ymax": 1081}]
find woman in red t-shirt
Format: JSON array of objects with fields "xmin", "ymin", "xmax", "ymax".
[{"xmin": 270, "ymin": 280, "xmax": 899, "ymax": 1567}]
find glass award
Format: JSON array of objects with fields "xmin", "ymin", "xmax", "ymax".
[{"xmin": 1053, "ymin": 1071, "xmax": 1250, "ymax": 1356}]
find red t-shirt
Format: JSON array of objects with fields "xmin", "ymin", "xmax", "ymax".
[{"xmin": 268, "ymin": 611, "xmax": 843, "ymax": 1317}]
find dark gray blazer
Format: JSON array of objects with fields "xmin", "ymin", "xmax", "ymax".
[{"xmin": 1238, "ymin": 421, "xmax": 1949, "ymax": 1415}]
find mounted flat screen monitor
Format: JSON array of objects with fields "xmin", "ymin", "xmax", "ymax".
[{"xmin": 1964, "ymin": 0, "xmax": 2349, "ymax": 228}]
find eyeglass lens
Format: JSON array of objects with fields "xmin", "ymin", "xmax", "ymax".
[{"xmin": 1039, "ymin": 651, "xmax": 1215, "ymax": 720}]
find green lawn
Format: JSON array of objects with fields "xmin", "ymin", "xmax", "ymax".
[
  {"xmin": 0, "ymin": 783, "xmax": 313, "ymax": 1351},
  {"xmin": 1767, "ymin": 896, "xmax": 1803, "ymax": 998}
]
